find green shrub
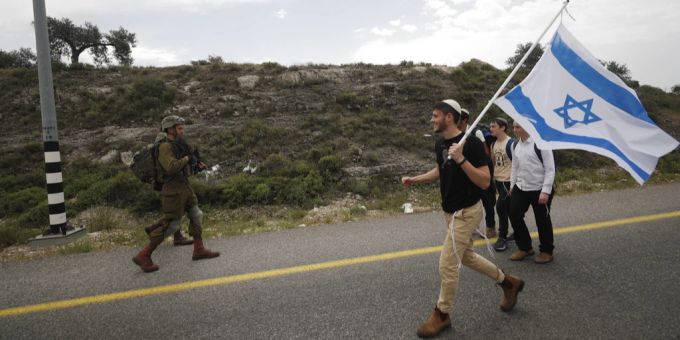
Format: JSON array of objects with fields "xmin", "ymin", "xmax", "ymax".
[
  {"xmin": 82, "ymin": 206, "xmax": 131, "ymax": 232},
  {"xmin": 261, "ymin": 61, "xmax": 287, "ymax": 74},
  {"xmin": 261, "ymin": 153, "xmax": 292, "ymax": 176},
  {"xmin": 78, "ymin": 78, "xmax": 180, "ymax": 126},
  {"xmin": 219, "ymin": 169, "xmax": 324, "ymax": 208},
  {"xmin": 657, "ymin": 151, "xmax": 680, "ymax": 174},
  {"xmin": 0, "ymin": 220, "xmax": 39, "ymax": 247},
  {"xmin": 336, "ymin": 91, "xmax": 370, "ymax": 111},
  {"xmin": 191, "ymin": 178, "xmax": 226, "ymax": 206},
  {"xmin": 302, "ymin": 170, "xmax": 324, "ymax": 197},
  {"xmin": 280, "ymin": 177, "xmax": 308, "ymax": 205},
  {"xmin": 345, "ymin": 178, "xmax": 371, "ymax": 196},
  {"xmin": 304, "ymin": 146, "xmax": 335, "ymax": 162},
  {"xmin": 221, "ymin": 174, "xmax": 258, "ymax": 208},
  {"xmin": 72, "ymin": 172, "xmax": 158, "ymax": 214},
  {"xmin": 318, "ymin": 155, "xmax": 342, "ymax": 181},
  {"xmin": 0, "ymin": 187, "xmax": 45, "ymax": 217},
  {"xmin": 15, "ymin": 200, "xmax": 49, "ymax": 228},
  {"xmin": 248, "ymin": 183, "xmax": 272, "ymax": 204},
  {"xmin": 63, "ymin": 160, "xmax": 123, "ymax": 200}
]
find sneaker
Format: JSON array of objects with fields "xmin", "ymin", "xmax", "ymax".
[
  {"xmin": 534, "ymin": 252, "xmax": 554, "ymax": 264},
  {"xmin": 509, "ymin": 249, "xmax": 534, "ymax": 261},
  {"xmin": 485, "ymin": 227, "xmax": 497, "ymax": 239},
  {"xmin": 493, "ymin": 238, "xmax": 508, "ymax": 252}
]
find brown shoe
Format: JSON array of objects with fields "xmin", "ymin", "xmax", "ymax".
[
  {"xmin": 132, "ymin": 244, "xmax": 159, "ymax": 273},
  {"xmin": 534, "ymin": 252, "xmax": 554, "ymax": 264},
  {"xmin": 416, "ymin": 307, "xmax": 451, "ymax": 338},
  {"xmin": 173, "ymin": 231, "xmax": 194, "ymax": 246},
  {"xmin": 486, "ymin": 228, "xmax": 497, "ymax": 239},
  {"xmin": 192, "ymin": 240, "xmax": 220, "ymax": 260},
  {"xmin": 499, "ymin": 274, "xmax": 524, "ymax": 312},
  {"xmin": 509, "ymin": 249, "xmax": 535, "ymax": 261}
]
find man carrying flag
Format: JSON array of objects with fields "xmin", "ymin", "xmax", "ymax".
[
  {"xmin": 494, "ymin": 24, "xmax": 679, "ymax": 184},
  {"xmin": 402, "ymin": 100, "xmax": 524, "ymax": 338}
]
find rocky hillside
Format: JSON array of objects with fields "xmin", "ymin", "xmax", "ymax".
[
  {"xmin": 3, "ymin": 60, "xmax": 678, "ymax": 172},
  {"xmin": 0, "ymin": 60, "xmax": 678, "ymax": 238}
]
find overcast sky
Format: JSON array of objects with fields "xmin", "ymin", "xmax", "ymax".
[{"xmin": 1, "ymin": 0, "xmax": 678, "ymax": 90}]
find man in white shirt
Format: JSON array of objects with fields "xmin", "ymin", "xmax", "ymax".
[{"xmin": 509, "ymin": 121, "xmax": 556, "ymax": 264}]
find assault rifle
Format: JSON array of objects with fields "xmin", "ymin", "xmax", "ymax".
[{"xmin": 174, "ymin": 137, "xmax": 206, "ymax": 173}]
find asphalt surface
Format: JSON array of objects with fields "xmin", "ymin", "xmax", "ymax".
[{"xmin": 1, "ymin": 183, "xmax": 679, "ymax": 339}]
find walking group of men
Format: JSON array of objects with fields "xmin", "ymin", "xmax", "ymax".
[
  {"xmin": 131, "ymin": 99, "xmax": 555, "ymax": 338},
  {"xmin": 402, "ymin": 99, "xmax": 556, "ymax": 338}
]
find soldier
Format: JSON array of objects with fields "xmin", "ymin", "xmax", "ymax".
[{"xmin": 132, "ymin": 115, "xmax": 219, "ymax": 273}]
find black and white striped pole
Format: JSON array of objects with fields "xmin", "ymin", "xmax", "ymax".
[{"xmin": 30, "ymin": 0, "xmax": 85, "ymax": 245}]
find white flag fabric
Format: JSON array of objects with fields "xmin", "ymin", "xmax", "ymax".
[{"xmin": 494, "ymin": 24, "xmax": 678, "ymax": 184}]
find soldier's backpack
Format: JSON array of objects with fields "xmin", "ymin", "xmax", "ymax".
[{"xmin": 130, "ymin": 133, "xmax": 166, "ymax": 191}]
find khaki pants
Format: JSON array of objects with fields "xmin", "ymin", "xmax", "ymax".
[{"xmin": 437, "ymin": 201, "xmax": 505, "ymax": 313}]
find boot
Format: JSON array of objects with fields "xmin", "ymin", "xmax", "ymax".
[
  {"xmin": 416, "ymin": 307, "xmax": 451, "ymax": 338},
  {"xmin": 192, "ymin": 239, "xmax": 220, "ymax": 261},
  {"xmin": 499, "ymin": 274, "xmax": 524, "ymax": 312},
  {"xmin": 132, "ymin": 243, "xmax": 159, "ymax": 273},
  {"xmin": 173, "ymin": 230, "xmax": 194, "ymax": 246}
]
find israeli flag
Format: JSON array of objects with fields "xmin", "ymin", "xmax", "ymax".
[{"xmin": 494, "ymin": 24, "xmax": 678, "ymax": 184}]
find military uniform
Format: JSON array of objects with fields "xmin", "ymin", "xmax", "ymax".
[
  {"xmin": 146, "ymin": 141, "xmax": 203, "ymax": 239},
  {"xmin": 133, "ymin": 115, "xmax": 219, "ymax": 273}
]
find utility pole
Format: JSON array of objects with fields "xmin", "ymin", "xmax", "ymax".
[{"xmin": 29, "ymin": 0, "xmax": 85, "ymax": 246}]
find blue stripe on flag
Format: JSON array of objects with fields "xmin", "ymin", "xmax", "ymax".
[
  {"xmin": 505, "ymin": 86, "xmax": 650, "ymax": 181},
  {"xmin": 551, "ymin": 32, "xmax": 654, "ymax": 125}
]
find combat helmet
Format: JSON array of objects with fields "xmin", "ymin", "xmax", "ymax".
[{"xmin": 160, "ymin": 115, "xmax": 185, "ymax": 131}]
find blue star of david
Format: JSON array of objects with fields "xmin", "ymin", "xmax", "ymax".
[{"xmin": 553, "ymin": 94, "xmax": 601, "ymax": 129}]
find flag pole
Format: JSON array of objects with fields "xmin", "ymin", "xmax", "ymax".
[{"xmin": 460, "ymin": 0, "xmax": 570, "ymax": 143}]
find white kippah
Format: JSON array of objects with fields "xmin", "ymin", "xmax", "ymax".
[{"xmin": 442, "ymin": 99, "xmax": 462, "ymax": 115}]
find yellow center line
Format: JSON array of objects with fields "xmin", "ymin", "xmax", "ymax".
[{"xmin": 1, "ymin": 210, "xmax": 679, "ymax": 317}]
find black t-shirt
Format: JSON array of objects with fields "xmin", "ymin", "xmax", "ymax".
[{"xmin": 435, "ymin": 133, "xmax": 488, "ymax": 213}]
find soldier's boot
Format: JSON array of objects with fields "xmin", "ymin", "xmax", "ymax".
[
  {"xmin": 173, "ymin": 230, "xmax": 194, "ymax": 246},
  {"xmin": 132, "ymin": 241, "xmax": 160, "ymax": 273},
  {"xmin": 192, "ymin": 240, "xmax": 220, "ymax": 261},
  {"xmin": 499, "ymin": 274, "xmax": 524, "ymax": 312}
]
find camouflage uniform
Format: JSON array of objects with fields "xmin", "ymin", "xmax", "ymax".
[
  {"xmin": 132, "ymin": 115, "xmax": 219, "ymax": 273},
  {"xmin": 147, "ymin": 141, "xmax": 203, "ymax": 240}
]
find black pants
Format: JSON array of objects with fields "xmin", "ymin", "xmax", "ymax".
[
  {"xmin": 495, "ymin": 180, "xmax": 511, "ymax": 238},
  {"xmin": 481, "ymin": 184, "xmax": 497, "ymax": 229},
  {"xmin": 509, "ymin": 186, "xmax": 554, "ymax": 254}
]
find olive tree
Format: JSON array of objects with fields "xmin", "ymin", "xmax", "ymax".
[{"xmin": 47, "ymin": 17, "xmax": 136, "ymax": 66}]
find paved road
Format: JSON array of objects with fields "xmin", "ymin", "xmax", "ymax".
[{"xmin": 1, "ymin": 183, "xmax": 679, "ymax": 339}]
